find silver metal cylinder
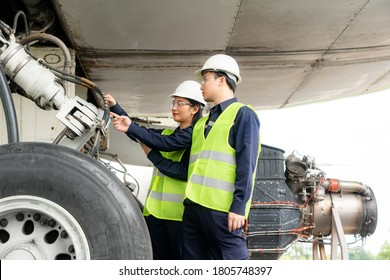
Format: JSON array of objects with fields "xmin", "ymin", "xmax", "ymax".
[{"xmin": 311, "ymin": 191, "xmax": 376, "ymax": 237}]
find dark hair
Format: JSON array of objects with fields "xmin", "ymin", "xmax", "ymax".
[
  {"xmin": 214, "ymin": 71, "xmax": 237, "ymax": 93},
  {"xmin": 186, "ymin": 97, "xmax": 204, "ymax": 125}
]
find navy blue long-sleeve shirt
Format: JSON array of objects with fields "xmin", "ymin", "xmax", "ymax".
[
  {"xmin": 110, "ymin": 103, "xmax": 192, "ymax": 180},
  {"xmin": 143, "ymin": 98, "xmax": 261, "ymax": 216}
]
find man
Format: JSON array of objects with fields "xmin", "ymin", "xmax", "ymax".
[{"xmin": 182, "ymin": 54, "xmax": 261, "ymax": 259}]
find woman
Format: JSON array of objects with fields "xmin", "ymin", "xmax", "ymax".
[{"xmin": 108, "ymin": 80, "xmax": 205, "ymax": 259}]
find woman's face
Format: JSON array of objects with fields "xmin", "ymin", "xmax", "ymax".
[{"xmin": 171, "ymin": 97, "xmax": 198, "ymax": 126}]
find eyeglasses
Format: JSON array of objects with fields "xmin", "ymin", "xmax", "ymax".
[
  {"xmin": 171, "ymin": 101, "xmax": 193, "ymax": 108},
  {"xmin": 201, "ymin": 75, "xmax": 217, "ymax": 85}
]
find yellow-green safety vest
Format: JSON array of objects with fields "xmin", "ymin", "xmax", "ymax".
[
  {"xmin": 186, "ymin": 102, "xmax": 260, "ymax": 217},
  {"xmin": 143, "ymin": 129, "xmax": 187, "ymax": 221}
]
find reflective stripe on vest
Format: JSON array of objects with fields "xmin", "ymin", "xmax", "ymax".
[
  {"xmin": 143, "ymin": 129, "xmax": 186, "ymax": 221},
  {"xmin": 189, "ymin": 150, "xmax": 236, "ymax": 166},
  {"xmin": 186, "ymin": 102, "xmax": 243, "ymax": 214}
]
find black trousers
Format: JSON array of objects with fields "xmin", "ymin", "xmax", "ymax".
[
  {"xmin": 145, "ymin": 215, "xmax": 183, "ymax": 260},
  {"xmin": 182, "ymin": 201, "xmax": 248, "ymax": 260}
]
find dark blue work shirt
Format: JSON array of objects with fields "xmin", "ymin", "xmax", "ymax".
[{"xmin": 110, "ymin": 103, "xmax": 192, "ymax": 181}]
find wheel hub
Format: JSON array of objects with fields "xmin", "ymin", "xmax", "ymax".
[
  {"xmin": 2, "ymin": 242, "xmax": 45, "ymax": 260},
  {"xmin": 0, "ymin": 196, "xmax": 90, "ymax": 260}
]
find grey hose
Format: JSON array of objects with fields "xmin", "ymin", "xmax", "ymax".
[
  {"xmin": 19, "ymin": 33, "xmax": 72, "ymax": 73},
  {"xmin": 0, "ymin": 66, "xmax": 19, "ymax": 143}
]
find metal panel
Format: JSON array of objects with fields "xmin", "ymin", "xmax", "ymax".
[
  {"xmin": 48, "ymin": 0, "xmax": 390, "ymax": 114},
  {"xmin": 55, "ymin": 0, "xmax": 240, "ymax": 50},
  {"xmin": 230, "ymin": 0, "xmax": 369, "ymax": 51}
]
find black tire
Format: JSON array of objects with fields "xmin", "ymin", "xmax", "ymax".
[{"xmin": 0, "ymin": 142, "xmax": 152, "ymax": 260}]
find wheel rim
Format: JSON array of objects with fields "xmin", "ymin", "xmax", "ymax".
[{"xmin": 0, "ymin": 196, "xmax": 90, "ymax": 260}]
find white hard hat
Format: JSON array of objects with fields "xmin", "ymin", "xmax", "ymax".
[
  {"xmin": 195, "ymin": 54, "xmax": 242, "ymax": 84},
  {"xmin": 169, "ymin": 80, "xmax": 206, "ymax": 106}
]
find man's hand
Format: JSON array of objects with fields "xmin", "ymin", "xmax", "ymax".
[
  {"xmin": 110, "ymin": 112, "xmax": 131, "ymax": 132},
  {"xmin": 228, "ymin": 212, "xmax": 246, "ymax": 232}
]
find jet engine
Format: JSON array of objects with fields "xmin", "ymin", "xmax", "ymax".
[{"xmin": 247, "ymin": 145, "xmax": 377, "ymax": 260}]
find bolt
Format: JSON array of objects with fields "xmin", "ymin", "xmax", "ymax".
[
  {"xmin": 0, "ymin": 219, "xmax": 8, "ymax": 227},
  {"xmin": 16, "ymin": 213, "xmax": 25, "ymax": 221},
  {"xmin": 60, "ymin": 230, "xmax": 68, "ymax": 239},
  {"xmin": 68, "ymin": 245, "xmax": 75, "ymax": 253},
  {"xmin": 33, "ymin": 213, "xmax": 41, "ymax": 222},
  {"xmin": 48, "ymin": 219, "xmax": 57, "ymax": 228}
]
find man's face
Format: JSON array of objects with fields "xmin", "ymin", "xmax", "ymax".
[{"xmin": 200, "ymin": 71, "xmax": 221, "ymax": 102}]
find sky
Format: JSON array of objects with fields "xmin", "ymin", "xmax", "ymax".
[{"xmin": 257, "ymin": 89, "xmax": 390, "ymax": 254}]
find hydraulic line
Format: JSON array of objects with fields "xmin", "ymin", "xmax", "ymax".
[
  {"xmin": 321, "ymin": 179, "xmax": 371, "ymax": 195},
  {"xmin": 0, "ymin": 66, "xmax": 19, "ymax": 143},
  {"xmin": 19, "ymin": 33, "xmax": 72, "ymax": 73},
  {"xmin": 34, "ymin": 59, "xmax": 110, "ymax": 125},
  {"xmin": 13, "ymin": 11, "xmax": 29, "ymax": 38}
]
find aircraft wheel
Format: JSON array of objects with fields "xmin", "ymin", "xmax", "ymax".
[{"xmin": 0, "ymin": 142, "xmax": 152, "ymax": 260}]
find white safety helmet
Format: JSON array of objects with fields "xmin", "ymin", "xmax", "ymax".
[
  {"xmin": 195, "ymin": 54, "xmax": 242, "ymax": 84},
  {"xmin": 169, "ymin": 80, "xmax": 206, "ymax": 106}
]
